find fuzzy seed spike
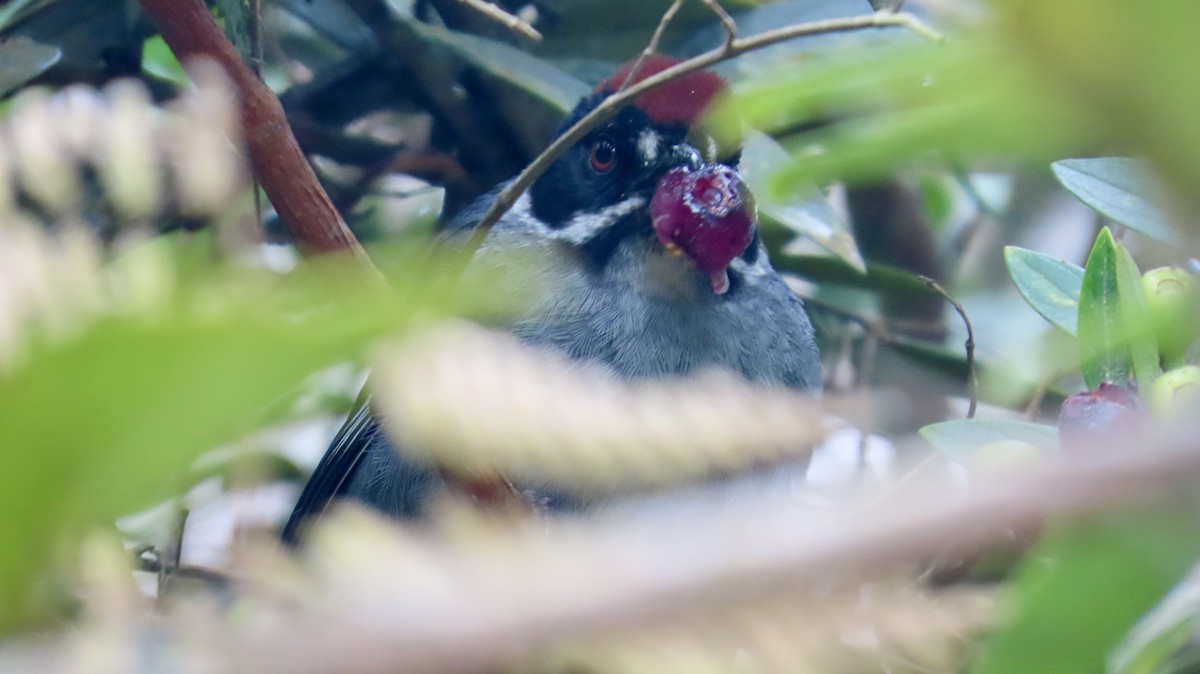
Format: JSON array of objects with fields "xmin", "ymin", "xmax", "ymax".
[{"xmin": 597, "ymin": 55, "xmax": 727, "ymax": 128}]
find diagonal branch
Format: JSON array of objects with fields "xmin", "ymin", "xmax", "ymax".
[{"xmin": 470, "ymin": 11, "xmax": 944, "ymax": 240}]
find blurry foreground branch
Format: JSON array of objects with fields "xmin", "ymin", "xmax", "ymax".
[{"xmin": 236, "ymin": 431, "xmax": 1200, "ymax": 674}]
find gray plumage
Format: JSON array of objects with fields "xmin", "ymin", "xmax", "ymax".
[{"xmin": 281, "ymin": 93, "xmax": 821, "ymax": 545}]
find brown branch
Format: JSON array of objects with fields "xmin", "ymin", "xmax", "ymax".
[
  {"xmin": 920, "ymin": 275, "xmax": 978, "ymax": 418},
  {"xmin": 138, "ymin": 0, "xmax": 377, "ymax": 269},
  {"xmin": 470, "ymin": 10, "xmax": 943, "ymax": 239},
  {"xmin": 240, "ymin": 432, "xmax": 1200, "ymax": 674},
  {"xmin": 455, "ymin": 0, "xmax": 542, "ymax": 42}
]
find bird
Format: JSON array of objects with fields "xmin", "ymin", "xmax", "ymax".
[{"xmin": 281, "ymin": 56, "xmax": 822, "ymax": 545}]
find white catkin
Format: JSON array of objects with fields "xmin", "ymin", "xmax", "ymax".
[{"xmin": 373, "ymin": 322, "xmax": 828, "ymax": 494}]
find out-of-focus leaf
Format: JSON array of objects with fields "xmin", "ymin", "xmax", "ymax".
[
  {"xmin": 537, "ymin": 0, "xmax": 762, "ymax": 58},
  {"xmin": 1004, "ymin": 246, "xmax": 1083, "ymax": 335},
  {"xmin": 742, "ymin": 131, "xmax": 863, "ymax": 272},
  {"xmin": 410, "ymin": 22, "xmax": 589, "ymax": 116},
  {"xmin": 0, "ymin": 0, "xmax": 40, "ymax": 32},
  {"xmin": 141, "ymin": 35, "xmax": 186, "ymax": 85},
  {"xmin": 995, "ymin": 0, "xmax": 1200, "ymax": 199},
  {"xmin": 274, "ymin": 0, "xmax": 379, "ymax": 54},
  {"xmin": 1114, "ymin": 241, "xmax": 1160, "ymax": 391},
  {"xmin": 0, "ymin": 1, "xmax": 133, "ymax": 72},
  {"xmin": 920, "ymin": 419, "xmax": 1059, "ymax": 463},
  {"xmin": 1052, "ymin": 158, "xmax": 1178, "ymax": 246},
  {"xmin": 1079, "ymin": 228, "xmax": 1128, "ymax": 389},
  {"xmin": 0, "ymin": 234, "xmax": 512, "ymax": 633},
  {"xmin": 1110, "ymin": 563, "xmax": 1200, "ymax": 674},
  {"xmin": 678, "ymin": 0, "xmax": 921, "ymax": 78},
  {"xmin": 714, "ymin": 38, "xmax": 1097, "ymax": 192},
  {"xmin": 216, "ymin": 0, "xmax": 252, "ymax": 62},
  {"xmin": 0, "ymin": 35, "xmax": 58, "ymax": 97},
  {"xmin": 973, "ymin": 510, "xmax": 1200, "ymax": 674}
]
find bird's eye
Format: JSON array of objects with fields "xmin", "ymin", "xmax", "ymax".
[{"xmin": 590, "ymin": 138, "xmax": 618, "ymax": 173}]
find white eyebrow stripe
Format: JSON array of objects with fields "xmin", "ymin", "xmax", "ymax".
[
  {"xmin": 637, "ymin": 128, "xmax": 660, "ymax": 165},
  {"xmin": 554, "ymin": 195, "xmax": 646, "ymax": 246}
]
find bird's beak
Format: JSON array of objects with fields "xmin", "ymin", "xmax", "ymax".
[{"xmin": 649, "ymin": 163, "xmax": 757, "ymax": 295}]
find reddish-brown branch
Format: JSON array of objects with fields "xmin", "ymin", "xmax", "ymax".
[{"xmin": 139, "ymin": 0, "xmax": 375, "ymax": 265}]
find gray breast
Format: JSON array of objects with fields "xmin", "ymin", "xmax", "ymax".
[{"xmin": 475, "ymin": 231, "xmax": 821, "ymax": 391}]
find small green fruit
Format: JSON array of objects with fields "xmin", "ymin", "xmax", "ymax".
[
  {"xmin": 1142, "ymin": 267, "xmax": 1200, "ymax": 365},
  {"xmin": 1148, "ymin": 365, "xmax": 1200, "ymax": 417}
]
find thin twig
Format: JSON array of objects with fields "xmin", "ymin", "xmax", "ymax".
[
  {"xmin": 454, "ymin": 0, "xmax": 542, "ymax": 42},
  {"xmin": 470, "ymin": 10, "xmax": 944, "ymax": 239},
  {"xmin": 919, "ymin": 275, "xmax": 977, "ymax": 419},
  {"xmin": 699, "ymin": 0, "xmax": 738, "ymax": 50},
  {"xmin": 619, "ymin": 0, "xmax": 686, "ymax": 91}
]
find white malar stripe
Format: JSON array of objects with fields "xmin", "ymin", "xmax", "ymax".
[
  {"xmin": 555, "ymin": 196, "xmax": 646, "ymax": 246},
  {"xmin": 508, "ymin": 190, "xmax": 553, "ymax": 236}
]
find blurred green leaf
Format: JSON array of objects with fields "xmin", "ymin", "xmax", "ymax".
[
  {"xmin": 1004, "ymin": 246, "xmax": 1083, "ymax": 335},
  {"xmin": 1079, "ymin": 228, "xmax": 1129, "ymax": 389},
  {"xmin": 1052, "ymin": 158, "xmax": 1178, "ymax": 247},
  {"xmin": 0, "ymin": 35, "xmax": 59, "ymax": 97},
  {"xmin": 994, "ymin": 0, "xmax": 1200, "ymax": 198},
  {"xmin": 920, "ymin": 418, "xmax": 1059, "ymax": 463},
  {"xmin": 0, "ymin": 0, "xmax": 39, "ymax": 32},
  {"xmin": 741, "ymin": 131, "xmax": 864, "ymax": 272},
  {"xmin": 1110, "ymin": 563, "xmax": 1200, "ymax": 674},
  {"xmin": 0, "ymin": 236, "xmax": 510, "ymax": 633},
  {"xmin": 274, "ymin": 0, "xmax": 378, "ymax": 54},
  {"xmin": 1114, "ymin": 242, "xmax": 1160, "ymax": 391},
  {"xmin": 141, "ymin": 35, "xmax": 186, "ymax": 85},
  {"xmin": 410, "ymin": 22, "xmax": 590, "ymax": 117},
  {"xmin": 973, "ymin": 510, "xmax": 1200, "ymax": 674},
  {"xmin": 715, "ymin": 38, "xmax": 1097, "ymax": 191},
  {"xmin": 216, "ymin": 0, "xmax": 253, "ymax": 62}
]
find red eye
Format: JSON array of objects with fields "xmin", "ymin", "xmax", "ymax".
[{"xmin": 590, "ymin": 138, "xmax": 617, "ymax": 173}]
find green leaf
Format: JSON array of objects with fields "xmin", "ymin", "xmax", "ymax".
[
  {"xmin": 1004, "ymin": 246, "xmax": 1084, "ymax": 335},
  {"xmin": 920, "ymin": 418, "xmax": 1059, "ymax": 463},
  {"xmin": 141, "ymin": 35, "xmax": 186, "ymax": 86},
  {"xmin": 0, "ymin": 36, "xmax": 59, "ymax": 97},
  {"xmin": 1110, "ymin": 563, "xmax": 1200, "ymax": 674},
  {"xmin": 0, "ymin": 238, "xmax": 510, "ymax": 632},
  {"xmin": 1079, "ymin": 228, "xmax": 1129, "ymax": 389},
  {"xmin": 409, "ymin": 22, "xmax": 590, "ymax": 117},
  {"xmin": 741, "ymin": 131, "xmax": 864, "ymax": 272},
  {"xmin": 1077, "ymin": 228, "xmax": 1161, "ymax": 390},
  {"xmin": 1114, "ymin": 242, "xmax": 1161, "ymax": 391},
  {"xmin": 973, "ymin": 510, "xmax": 1200, "ymax": 674},
  {"xmin": 1052, "ymin": 158, "xmax": 1178, "ymax": 246}
]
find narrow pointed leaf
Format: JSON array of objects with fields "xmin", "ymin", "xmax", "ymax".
[
  {"xmin": 1005, "ymin": 246, "xmax": 1084, "ymax": 335},
  {"xmin": 1078, "ymin": 228, "xmax": 1129, "ymax": 389},
  {"xmin": 1052, "ymin": 158, "xmax": 1178, "ymax": 246}
]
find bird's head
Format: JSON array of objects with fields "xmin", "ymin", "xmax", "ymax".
[{"xmin": 526, "ymin": 56, "xmax": 755, "ymax": 295}]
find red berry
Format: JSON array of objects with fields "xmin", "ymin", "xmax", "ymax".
[
  {"xmin": 1058, "ymin": 383, "xmax": 1142, "ymax": 455},
  {"xmin": 650, "ymin": 165, "xmax": 756, "ymax": 294}
]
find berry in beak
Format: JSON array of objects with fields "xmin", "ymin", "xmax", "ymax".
[{"xmin": 649, "ymin": 164, "xmax": 756, "ymax": 294}]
